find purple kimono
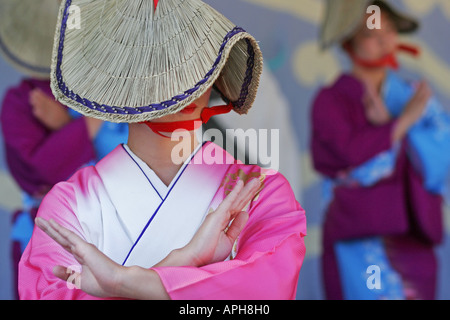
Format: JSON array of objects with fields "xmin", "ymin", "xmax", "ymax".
[
  {"xmin": 311, "ymin": 74, "xmax": 443, "ymax": 300},
  {"xmin": 1, "ymin": 79, "xmax": 96, "ymax": 197},
  {"xmin": 1, "ymin": 78, "xmax": 96, "ymax": 299}
]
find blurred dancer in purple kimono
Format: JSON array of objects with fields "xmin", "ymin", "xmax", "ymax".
[
  {"xmin": 0, "ymin": 0, "xmax": 127, "ymax": 299},
  {"xmin": 311, "ymin": 0, "xmax": 448, "ymax": 300}
]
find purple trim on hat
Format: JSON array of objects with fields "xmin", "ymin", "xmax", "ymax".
[{"xmin": 55, "ymin": 0, "xmax": 255, "ymax": 116}]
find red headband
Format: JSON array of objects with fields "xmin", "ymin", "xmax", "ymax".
[
  {"xmin": 142, "ymin": 103, "xmax": 234, "ymax": 138},
  {"xmin": 344, "ymin": 42, "xmax": 420, "ymax": 70}
]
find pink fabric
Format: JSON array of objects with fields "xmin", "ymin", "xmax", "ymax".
[
  {"xmin": 154, "ymin": 168, "xmax": 307, "ymax": 300},
  {"xmin": 19, "ymin": 144, "xmax": 307, "ymax": 300},
  {"xmin": 19, "ymin": 166, "xmax": 103, "ymax": 300}
]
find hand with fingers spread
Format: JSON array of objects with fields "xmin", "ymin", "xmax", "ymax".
[
  {"xmin": 35, "ymin": 177, "xmax": 261, "ymax": 299},
  {"xmin": 180, "ymin": 178, "xmax": 262, "ymax": 267},
  {"xmin": 35, "ymin": 217, "xmax": 124, "ymax": 298}
]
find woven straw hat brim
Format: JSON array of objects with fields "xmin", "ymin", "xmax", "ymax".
[
  {"xmin": 0, "ymin": 0, "xmax": 60, "ymax": 79},
  {"xmin": 320, "ymin": 0, "xmax": 419, "ymax": 49},
  {"xmin": 51, "ymin": 0, "xmax": 263, "ymax": 123}
]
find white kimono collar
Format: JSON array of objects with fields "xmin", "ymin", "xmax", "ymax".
[{"xmin": 95, "ymin": 142, "xmax": 234, "ymax": 268}]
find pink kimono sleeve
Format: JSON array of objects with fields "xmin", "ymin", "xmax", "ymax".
[
  {"xmin": 153, "ymin": 172, "xmax": 307, "ymax": 300},
  {"xmin": 18, "ymin": 167, "xmax": 101, "ymax": 300}
]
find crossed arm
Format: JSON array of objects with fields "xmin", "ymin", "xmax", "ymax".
[{"xmin": 35, "ymin": 178, "xmax": 261, "ymax": 300}]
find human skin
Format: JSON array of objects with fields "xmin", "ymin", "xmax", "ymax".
[{"xmin": 35, "ymin": 88, "xmax": 262, "ymax": 300}]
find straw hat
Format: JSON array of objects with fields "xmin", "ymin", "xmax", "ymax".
[
  {"xmin": 320, "ymin": 0, "xmax": 419, "ymax": 49},
  {"xmin": 51, "ymin": 0, "xmax": 263, "ymax": 123},
  {"xmin": 0, "ymin": 0, "xmax": 60, "ymax": 79}
]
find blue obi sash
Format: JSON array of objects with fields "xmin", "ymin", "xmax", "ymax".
[{"xmin": 335, "ymin": 238, "xmax": 405, "ymax": 300}]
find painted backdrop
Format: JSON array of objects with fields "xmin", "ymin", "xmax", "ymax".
[{"xmin": 0, "ymin": 0, "xmax": 449, "ymax": 299}]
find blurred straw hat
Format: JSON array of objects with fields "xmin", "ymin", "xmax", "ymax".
[
  {"xmin": 0, "ymin": 0, "xmax": 60, "ymax": 79},
  {"xmin": 320, "ymin": 0, "xmax": 419, "ymax": 49},
  {"xmin": 51, "ymin": 0, "xmax": 263, "ymax": 123}
]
